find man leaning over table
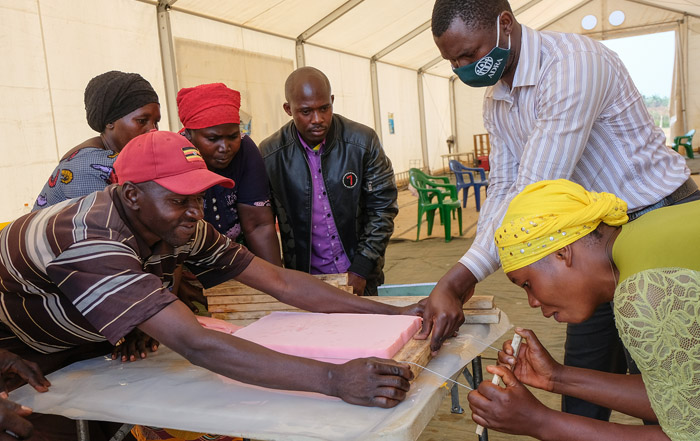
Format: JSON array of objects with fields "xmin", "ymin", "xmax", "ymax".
[
  {"xmin": 0, "ymin": 130, "xmax": 423, "ymax": 438},
  {"xmin": 417, "ymin": 0, "xmax": 699, "ymax": 422}
]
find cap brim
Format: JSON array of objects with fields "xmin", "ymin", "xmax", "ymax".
[{"xmin": 154, "ymin": 169, "xmax": 234, "ymax": 195}]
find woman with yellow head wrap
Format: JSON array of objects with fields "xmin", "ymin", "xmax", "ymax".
[{"xmin": 468, "ymin": 179, "xmax": 700, "ymax": 441}]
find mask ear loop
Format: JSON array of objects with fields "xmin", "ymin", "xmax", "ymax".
[{"xmin": 495, "ymin": 13, "xmax": 512, "ymax": 50}]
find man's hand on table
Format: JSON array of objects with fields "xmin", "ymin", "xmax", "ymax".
[
  {"xmin": 330, "ymin": 358, "xmax": 413, "ymax": 408},
  {"xmin": 347, "ymin": 273, "xmax": 367, "ymax": 296},
  {"xmin": 0, "ymin": 398, "xmax": 39, "ymax": 441},
  {"xmin": 112, "ymin": 328, "xmax": 159, "ymax": 362},
  {"xmin": 176, "ymin": 278, "xmax": 208, "ymax": 314},
  {"xmin": 0, "ymin": 349, "xmax": 50, "ymax": 440},
  {"xmin": 0, "ymin": 349, "xmax": 50, "ymax": 395},
  {"xmin": 396, "ymin": 298, "xmax": 426, "ymax": 317},
  {"xmin": 414, "ymin": 264, "xmax": 476, "ymax": 354}
]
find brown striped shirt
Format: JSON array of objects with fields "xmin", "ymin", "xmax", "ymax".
[
  {"xmin": 0, "ymin": 185, "xmax": 254, "ymax": 354},
  {"xmin": 460, "ymin": 25, "xmax": 690, "ymax": 280}
]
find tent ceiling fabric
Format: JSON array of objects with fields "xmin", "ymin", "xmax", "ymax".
[{"xmin": 166, "ymin": 0, "xmax": 700, "ymax": 77}]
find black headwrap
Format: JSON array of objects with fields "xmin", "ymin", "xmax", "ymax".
[{"xmin": 84, "ymin": 71, "xmax": 159, "ymax": 132}]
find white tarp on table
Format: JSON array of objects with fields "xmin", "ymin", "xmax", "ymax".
[{"xmin": 10, "ymin": 315, "xmax": 510, "ymax": 441}]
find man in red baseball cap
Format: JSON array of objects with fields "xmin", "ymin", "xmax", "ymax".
[{"xmin": 0, "ymin": 130, "xmax": 423, "ymax": 439}]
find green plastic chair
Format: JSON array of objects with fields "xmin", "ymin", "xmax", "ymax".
[
  {"xmin": 671, "ymin": 129, "xmax": 695, "ymax": 159},
  {"xmin": 409, "ymin": 168, "xmax": 463, "ymax": 242}
]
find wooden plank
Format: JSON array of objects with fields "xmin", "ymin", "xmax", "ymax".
[
  {"xmin": 212, "ymin": 311, "xmax": 273, "ymax": 320},
  {"xmin": 204, "ymin": 273, "xmax": 349, "ymax": 296},
  {"xmin": 212, "ymin": 308, "xmax": 501, "ymax": 325},
  {"xmin": 208, "ymin": 302, "xmax": 298, "ymax": 313},
  {"xmin": 315, "ymin": 273, "xmax": 349, "ymax": 285},
  {"xmin": 207, "ymin": 295, "xmax": 493, "ymax": 311},
  {"xmin": 463, "ymin": 309, "xmax": 501, "ymax": 324},
  {"xmin": 208, "ymin": 294, "xmax": 277, "ymax": 305},
  {"xmin": 392, "ymin": 335, "xmax": 432, "ymax": 381}
]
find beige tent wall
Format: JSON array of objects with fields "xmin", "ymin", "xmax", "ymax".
[
  {"xmin": 376, "ymin": 63, "xmax": 422, "ymax": 174},
  {"xmin": 422, "ymin": 74, "xmax": 452, "ymax": 174},
  {"xmin": 304, "ymin": 45, "xmax": 375, "ymax": 131},
  {"xmin": 170, "ymin": 11, "xmax": 295, "ymax": 141},
  {"xmin": 0, "ymin": 0, "xmax": 166, "ymax": 221},
  {"xmin": 453, "ymin": 83, "xmax": 487, "ymax": 158}
]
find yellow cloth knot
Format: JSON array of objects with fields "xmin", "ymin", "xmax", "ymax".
[{"xmin": 496, "ymin": 179, "xmax": 629, "ymax": 273}]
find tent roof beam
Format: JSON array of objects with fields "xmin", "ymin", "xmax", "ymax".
[
  {"xmin": 537, "ymin": 0, "xmax": 593, "ymax": 30},
  {"xmin": 514, "ymin": 0, "xmax": 544, "ymax": 15},
  {"xmin": 627, "ymin": 0, "xmax": 700, "ymax": 20},
  {"xmin": 373, "ymin": 20, "xmax": 431, "ymax": 61},
  {"xmin": 298, "ymin": 0, "xmax": 365, "ymax": 42}
]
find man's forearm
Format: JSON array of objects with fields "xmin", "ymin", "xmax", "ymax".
[{"xmin": 436, "ymin": 262, "xmax": 478, "ymax": 303}]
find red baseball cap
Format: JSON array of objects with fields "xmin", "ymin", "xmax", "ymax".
[{"xmin": 114, "ymin": 130, "xmax": 234, "ymax": 194}]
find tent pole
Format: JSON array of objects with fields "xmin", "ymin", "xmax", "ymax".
[
  {"xmin": 449, "ymin": 76, "xmax": 458, "ymax": 153},
  {"xmin": 370, "ymin": 59, "xmax": 383, "ymax": 142},
  {"xmin": 295, "ymin": 39, "xmax": 306, "ymax": 68},
  {"xmin": 681, "ymin": 15, "xmax": 688, "ymax": 131},
  {"xmin": 417, "ymin": 71, "xmax": 429, "ymax": 172},
  {"xmin": 295, "ymin": 0, "xmax": 364, "ymax": 68},
  {"xmin": 156, "ymin": 1, "xmax": 180, "ymax": 131}
]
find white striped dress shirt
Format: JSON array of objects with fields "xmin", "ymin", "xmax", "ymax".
[{"xmin": 460, "ymin": 25, "xmax": 690, "ymax": 281}]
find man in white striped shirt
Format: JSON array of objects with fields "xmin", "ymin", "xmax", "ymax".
[{"xmin": 418, "ymin": 0, "xmax": 699, "ymax": 421}]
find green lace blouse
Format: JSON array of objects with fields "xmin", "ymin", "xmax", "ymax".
[{"xmin": 612, "ymin": 201, "xmax": 700, "ymax": 441}]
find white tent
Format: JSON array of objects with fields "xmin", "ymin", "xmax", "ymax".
[{"xmin": 2, "ymin": 0, "xmax": 699, "ymax": 220}]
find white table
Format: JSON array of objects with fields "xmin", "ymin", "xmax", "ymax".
[{"xmin": 10, "ymin": 315, "xmax": 510, "ymax": 441}]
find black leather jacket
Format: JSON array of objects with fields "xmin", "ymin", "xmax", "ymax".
[{"xmin": 260, "ymin": 114, "xmax": 398, "ymax": 290}]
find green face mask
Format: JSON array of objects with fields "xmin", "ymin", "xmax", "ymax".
[{"xmin": 453, "ymin": 14, "xmax": 511, "ymax": 87}]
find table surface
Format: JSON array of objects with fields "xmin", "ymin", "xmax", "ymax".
[{"xmin": 10, "ymin": 316, "xmax": 510, "ymax": 441}]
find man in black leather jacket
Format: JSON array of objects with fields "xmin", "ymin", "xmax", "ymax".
[{"xmin": 260, "ymin": 67, "xmax": 398, "ymax": 296}]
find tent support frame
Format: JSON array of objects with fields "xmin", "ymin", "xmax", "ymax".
[{"xmin": 156, "ymin": 0, "xmax": 180, "ymax": 131}]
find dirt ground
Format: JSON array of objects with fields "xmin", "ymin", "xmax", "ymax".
[{"xmin": 380, "ymin": 173, "xmax": 700, "ymax": 440}]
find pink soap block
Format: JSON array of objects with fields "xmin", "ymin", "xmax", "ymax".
[
  {"xmin": 233, "ymin": 312, "xmax": 422, "ymax": 364},
  {"xmin": 196, "ymin": 316, "xmax": 243, "ymax": 335}
]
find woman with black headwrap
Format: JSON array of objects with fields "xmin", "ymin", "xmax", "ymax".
[{"xmin": 32, "ymin": 70, "xmax": 160, "ymax": 210}]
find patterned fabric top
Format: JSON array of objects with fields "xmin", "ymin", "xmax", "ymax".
[
  {"xmin": 614, "ymin": 268, "xmax": 700, "ymax": 441},
  {"xmin": 459, "ymin": 24, "xmax": 689, "ymax": 281},
  {"xmin": 0, "ymin": 186, "xmax": 254, "ymax": 353},
  {"xmin": 203, "ymin": 135, "xmax": 271, "ymax": 241},
  {"xmin": 33, "ymin": 147, "xmax": 118, "ymax": 211}
]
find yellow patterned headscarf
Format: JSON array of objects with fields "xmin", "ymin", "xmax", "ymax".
[{"xmin": 496, "ymin": 179, "xmax": 629, "ymax": 273}]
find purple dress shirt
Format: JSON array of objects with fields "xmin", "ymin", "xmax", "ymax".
[{"xmin": 298, "ymin": 134, "xmax": 352, "ymax": 275}]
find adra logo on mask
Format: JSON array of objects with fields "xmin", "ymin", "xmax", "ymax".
[{"xmin": 475, "ymin": 57, "xmax": 495, "ymax": 76}]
